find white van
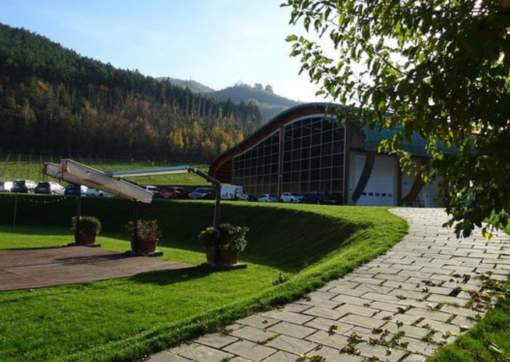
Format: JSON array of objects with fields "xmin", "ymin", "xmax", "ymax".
[{"xmin": 221, "ymin": 185, "xmax": 249, "ymax": 201}]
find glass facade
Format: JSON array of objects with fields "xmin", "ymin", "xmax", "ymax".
[
  {"xmin": 232, "ymin": 115, "xmax": 345, "ymax": 200},
  {"xmin": 233, "ymin": 131, "xmax": 280, "ymax": 196},
  {"xmin": 282, "ymin": 116, "xmax": 345, "ymax": 197}
]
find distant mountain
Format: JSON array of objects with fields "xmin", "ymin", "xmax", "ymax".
[
  {"xmin": 209, "ymin": 84, "xmax": 301, "ymax": 121},
  {"xmin": 158, "ymin": 78, "xmax": 302, "ymax": 121},
  {"xmin": 157, "ymin": 77, "xmax": 215, "ymax": 94}
]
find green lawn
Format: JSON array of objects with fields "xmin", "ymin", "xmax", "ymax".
[
  {"xmin": 0, "ymin": 201, "xmax": 407, "ymax": 362},
  {"xmin": 427, "ymin": 225, "xmax": 510, "ymax": 362}
]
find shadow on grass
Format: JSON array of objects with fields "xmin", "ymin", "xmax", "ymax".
[{"xmin": 127, "ymin": 265, "xmax": 221, "ymax": 286}]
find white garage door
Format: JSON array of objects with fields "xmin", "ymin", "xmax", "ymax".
[{"xmin": 355, "ymin": 156, "xmax": 396, "ymax": 206}]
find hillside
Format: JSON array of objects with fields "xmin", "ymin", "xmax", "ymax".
[
  {"xmin": 157, "ymin": 78, "xmax": 302, "ymax": 121},
  {"xmin": 157, "ymin": 77, "xmax": 215, "ymax": 94},
  {"xmin": 0, "ymin": 23, "xmax": 264, "ymax": 162},
  {"xmin": 209, "ymin": 84, "xmax": 301, "ymax": 121}
]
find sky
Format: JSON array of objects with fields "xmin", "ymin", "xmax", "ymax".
[{"xmin": 0, "ymin": 0, "xmax": 332, "ymax": 103}]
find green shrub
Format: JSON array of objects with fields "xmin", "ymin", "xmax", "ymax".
[
  {"xmin": 71, "ymin": 216, "xmax": 102, "ymax": 234},
  {"xmin": 198, "ymin": 223, "xmax": 249, "ymax": 251}
]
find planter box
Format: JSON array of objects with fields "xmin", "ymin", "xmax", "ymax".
[
  {"xmin": 131, "ymin": 238, "xmax": 158, "ymax": 255},
  {"xmin": 205, "ymin": 247, "xmax": 239, "ymax": 265},
  {"xmin": 78, "ymin": 232, "xmax": 97, "ymax": 246}
]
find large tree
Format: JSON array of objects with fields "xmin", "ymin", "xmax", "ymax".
[{"xmin": 284, "ymin": 0, "xmax": 510, "ymax": 237}]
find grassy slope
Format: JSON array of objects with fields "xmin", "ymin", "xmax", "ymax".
[
  {"xmin": 0, "ymin": 200, "xmax": 407, "ymax": 362},
  {"xmin": 426, "ymin": 226, "xmax": 510, "ymax": 362},
  {"xmin": 0, "ymin": 152, "xmax": 209, "ymax": 186}
]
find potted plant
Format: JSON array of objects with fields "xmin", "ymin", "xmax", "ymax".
[
  {"xmin": 71, "ymin": 216, "xmax": 102, "ymax": 246},
  {"xmin": 125, "ymin": 219, "xmax": 162, "ymax": 254},
  {"xmin": 198, "ymin": 223, "xmax": 249, "ymax": 265}
]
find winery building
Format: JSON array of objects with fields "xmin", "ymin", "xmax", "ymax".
[{"xmin": 208, "ymin": 103, "xmax": 443, "ymax": 207}]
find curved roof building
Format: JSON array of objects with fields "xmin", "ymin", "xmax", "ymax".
[{"xmin": 209, "ymin": 103, "xmax": 443, "ymax": 207}]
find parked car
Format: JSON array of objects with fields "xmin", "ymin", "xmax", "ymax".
[
  {"xmin": 64, "ymin": 184, "xmax": 88, "ymax": 196},
  {"xmin": 0, "ymin": 181, "xmax": 13, "ymax": 192},
  {"xmin": 140, "ymin": 185, "xmax": 161, "ymax": 197},
  {"xmin": 159, "ymin": 186, "xmax": 189, "ymax": 199},
  {"xmin": 221, "ymin": 185, "xmax": 249, "ymax": 201},
  {"xmin": 35, "ymin": 181, "xmax": 65, "ymax": 195},
  {"xmin": 86, "ymin": 188, "xmax": 115, "ymax": 197},
  {"xmin": 189, "ymin": 187, "xmax": 215, "ymax": 200},
  {"xmin": 11, "ymin": 180, "xmax": 37, "ymax": 193},
  {"xmin": 280, "ymin": 192, "xmax": 305, "ymax": 203},
  {"xmin": 304, "ymin": 190, "xmax": 339, "ymax": 205},
  {"xmin": 257, "ymin": 193, "xmax": 278, "ymax": 202}
]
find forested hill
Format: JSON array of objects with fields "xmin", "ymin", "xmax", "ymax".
[
  {"xmin": 209, "ymin": 84, "xmax": 301, "ymax": 121},
  {"xmin": 159, "ymin": 78, "xmax": 302, "ymax": 121},
  {"xmin": 0, "ymin": 23, "xmax": 264, "ymax": 162}
]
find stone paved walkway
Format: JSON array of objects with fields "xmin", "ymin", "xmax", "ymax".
[{"xmin": 151, "ymin": 208, "xmax": 510, "ymax": 362}]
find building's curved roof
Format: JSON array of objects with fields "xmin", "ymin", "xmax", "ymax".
[
  {"xmin": 208, "ymin": 102, "xmax": 448, "ymax": 182},
  {"xmin": 208, "ymin": 103, "xmax": 345, "ymax": 182}
]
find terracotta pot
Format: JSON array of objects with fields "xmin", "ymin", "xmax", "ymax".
[
  {"xmin": 78, "ymin": 232, "xmax": 97, "ymax": 246},
  {"xmin": 206, "ymin": 247, "xmax": 239, "ymax": 265},
  {"xmin": 131, "ymin": 237, "xmax": 157, "ymax": 254}
]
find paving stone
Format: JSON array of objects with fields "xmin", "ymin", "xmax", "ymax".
[
  {"xmin": 388, "ymin": 288, "xmax": 427, "ymax": 300},
  {"xmin": 327, "ymin": 285, "xmax": 366, "ymax": 297},
  {"xmin": 396, "ymin": 336, "xmax": 439, "ymax": 356},
  {"xmin": 179, "ymin": 345, "xmax": 234, "ymax": 362},
  {"xmin": 265, "ymin": 334, "xmax": 318, "ymax": 355},
  {"xmin": 223, "ymin": 340, "xmax": 276, "ymax": 361},
  {"xmin": 449, "ymin": 315, "xmax": 476, "ymax": 330},
  {"xmin": 279, "ymin": 304, "xmax": 312, "ymax": 314},
  {"xmin": 331, "ymin": 293, "xmax": 372, "ymax": 306},
  {"xmin": 349, "ymin": 276, "xmax": 384, "ymax": 285},
  {"xmin": 355, "ymin": 284, "xmax": 394, "ymax": 295},
  {"xmin": 383, "ymin": 322, "xmax": 432, "ymax": 340},
  {"xmin": 196, "ymin": 333, "xmax": 239, "ymax": 349},
  {"xmin": 232, "ymin": 326, "xmax": 278, "ymax": 344},
  {"xmin": 149, "ymin": 351, "xmax": 193, "ymax": 362},
  {"xmin": 304, "ymin": 317, "xmax": 354, "ymax": 334},
  {"xmin": 306, "ymin": 329, "xmax": 350, "ymax": 349},
  {"xmin": 307, "ymin": 345, "xmax": 365, "ymax": 362},
  {"xmin": 169, "ymin": 343, "xmax": 199, "ymax": 355},
  {"xmin": 426, "ymin": 293, "xmax": 471, "ymax": 305},
  {"xmin": 401, "ymin": 353, "xmax": 429, "ymax": 362},
  {"xmin": 339, "ymin": 314, "xmax": 386, "ymax": 329},
  {"xmin": 355, "ymin": 341, "xmax": 408, "ymax": 361},
  {"xmin": 335, "ymin": 303, "xmax": 380, "ymax": 317},
  {"xmin": 267, "ymin": 321, "xmax": 317, "ymax": 339},
  {"xmin": 260, "ymin": 351, "xmax": 299, "ymax": 362},
  {"xmin": 440, "ymin": 304, "xmax": 480, "ymax": 319},
  {"xmin": 368, "ymin": 266, "xmax": 404, "ymax": 275},
  {"xmin": 303, "ymin": 306, "xmax": 346, "ymax": 320},
  {"xmin": 373, "ymin": 273, "xmax": 410, "ymax": 283},
  {"xmin": 307, "ymin": 291, "xmax": 340, "ymax": 301},
  {"xmin": 265, "ymin": 311, "xmax": 314, "ymax": 325},
  {"xmin": 296, "ymin": 298, "xmax": 340, "ymax": 310},
  {"xmin": 420, "ymin": 267, "xmax": 453, "ymax": 276},
  {"xmin": 371, "ymin": 300, "xmax": 409, "ymax": 314},
  {"xmin": 418, "ymin": 319, "xmax": 462, "ymax": 336},
  {"xmin": 406, "ymin": 308, "xmax": 453, "ymax": 323},
  {"xmin": 361, "ymin": 291, "xmax": 399, "ymax": 302},
  {"xmin": 327, "ymin": 279, "xmax": 361, "ymax": 288},
  {"xmin": 237, "ymin": 315, "xmax": 280, "ymax": 329}
]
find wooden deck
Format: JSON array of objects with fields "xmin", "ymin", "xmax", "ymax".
[{"xmin": 0, "ymin": 246, "xmax": 194, "ymax": 291}]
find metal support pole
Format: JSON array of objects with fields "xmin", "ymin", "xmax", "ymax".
[
  {"xmin": 132, "ymin": 200, "xmax": 139, "ymax": 253},
  {"xmin": 12, "ymin": 193, "xmax": 18, "ymax": 232},
  {"xmin": 188, "ymin": 167, "xmax": 222, "ymax": 264},
  {"xmin": 75, "ymin": 187, "xmax": 82, "ymax": 243}
]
